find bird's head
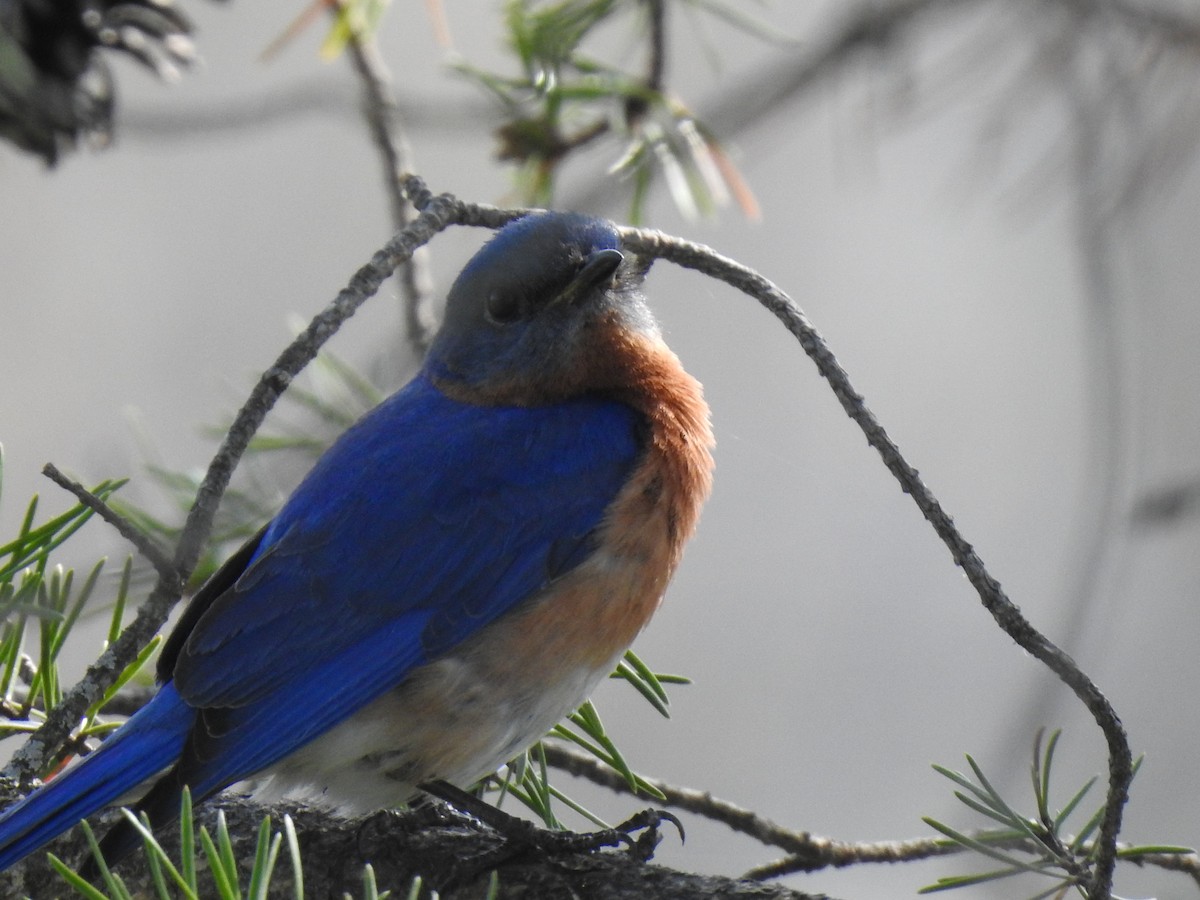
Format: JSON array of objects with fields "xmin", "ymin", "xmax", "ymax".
[{"xmin": 426, "ymin": 212, "xmax": 660, "ymax": 406}]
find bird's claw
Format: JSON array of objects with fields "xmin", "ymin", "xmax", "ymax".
[
  {"xmin": 617, "ymin": 807, "xmax": 685, "ymax": 860},
  {"xmin": 526, "ymin": 807, "xmax": 683, "ymax": 862}
]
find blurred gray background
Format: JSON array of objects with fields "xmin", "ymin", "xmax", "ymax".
[{"xmin": 3, "ymin": 2, "xmax": 1199, "ymax": 897}]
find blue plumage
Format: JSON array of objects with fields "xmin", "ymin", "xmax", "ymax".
[{"xmin": 0, "ymin": 683, "xmax": 192, "ymax": 870}]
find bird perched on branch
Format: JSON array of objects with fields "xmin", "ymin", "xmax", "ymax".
[{"xmin": 0, "ymin": 211, "xmax": 714, "ymax": 872}]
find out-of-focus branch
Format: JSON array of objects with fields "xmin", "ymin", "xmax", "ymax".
[
  {"xmin": 674, "ymin": 0, "xmax": 966, "ymax": 140},
  {"xmin": 120, "ymin": 80, "xmax": 497, "ymax": 138},
  {"xmin": 705, "ymin": 0, "xmax": 1200, "ymax": 137},
  {"xmin": 1084, "ymin": 0, "xmax": 1200, "ymax": 50},
  {"xmin": 541, "ymin": 739, "xmax": 958, "ymax": 872},
  {"xmin": 343, "ymin": 24, "xmax": 437, "ymax": 354}
]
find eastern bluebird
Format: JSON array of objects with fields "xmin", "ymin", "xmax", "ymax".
[{"xmin": 0, "ymin": 211, "xmax": 714, "ymax": 871}]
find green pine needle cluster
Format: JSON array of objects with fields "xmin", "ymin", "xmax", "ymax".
[{"xmin": 922, "ymin": 730, "xmax": 1192, "ymax": 898}]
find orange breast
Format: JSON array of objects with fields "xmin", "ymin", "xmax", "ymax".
[{"xmin": 501, "ymin": 328, "xmax": 714, "ymax": 674}]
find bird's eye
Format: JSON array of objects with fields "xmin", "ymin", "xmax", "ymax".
[{"xmin": 484, "ymin": 290, "xmax": 522, "ymax": 324}]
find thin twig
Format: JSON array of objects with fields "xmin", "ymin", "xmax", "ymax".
[
  {"xmin": 1079, "ymin": 0, "xmax": 1200, "ymax": 51},
  {"xmin": 621, "ymin": 225, "xmax": 1132, "ymax": 900},
  {"xmin": 1125, "ymin": 850, "xmax": 1200, "ymax": 888},
  {"xmin": 40, "ymin": 463, "xmax": 180, "ymax": 588},
  {"xmin": 541, "ymin": 739, "xmax": 957, "ymax": 871},
  {"xmin": 745, "ymin": 844, "xmax": 1200, "ymax": 885},
  {"xmin": 342, "ymin": 15, "xmax": 437, "ymax": 354}
]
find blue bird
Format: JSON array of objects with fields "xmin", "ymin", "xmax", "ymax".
[{"xmin": 0, "ymin": 211, "xmax": 714, "ymax": 872}]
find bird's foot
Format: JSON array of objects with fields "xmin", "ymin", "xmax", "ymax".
[
  {"xmin": 418, "ymin": 780, "xmax": 682, "ymax": 863},
  {"xmin": 529, "ymin": 806, "xmax": 684, "ymax": 862}
]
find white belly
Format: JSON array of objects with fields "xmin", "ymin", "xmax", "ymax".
[{"xmin": 249, "ymin": 651, "xmax": 617, "ymax": 814}]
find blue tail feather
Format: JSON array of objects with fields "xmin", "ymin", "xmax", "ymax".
[{"xmin": 0, "ymin": 683, "xmax": 192, "ymax": 871}]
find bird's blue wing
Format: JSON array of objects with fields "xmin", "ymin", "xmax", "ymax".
[{"xmin": 170, "ymin": 371, "xmax": 642, "ymax": 720}]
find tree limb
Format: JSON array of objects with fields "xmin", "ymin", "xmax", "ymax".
[{"xmin": 40, "ymin": 463, "xmax": 180, "ymax": 589}]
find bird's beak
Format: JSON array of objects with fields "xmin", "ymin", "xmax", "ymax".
[{"xmin": 555, "ymin": 248, "xmax": 624, "ymax": 307}]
